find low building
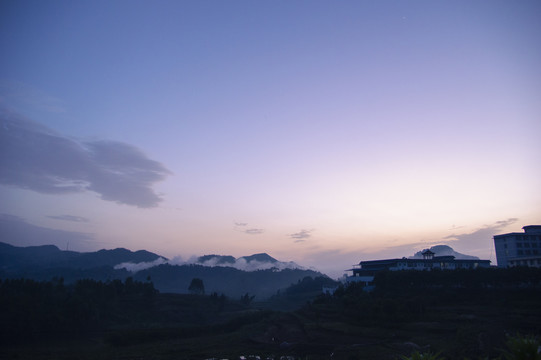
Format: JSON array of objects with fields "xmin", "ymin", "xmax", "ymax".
[
  {"xmin": 346, "ymin": 249, "xmax": 491, "ymax": 289},
  {"xmin": 493, "ymin": 225, "xmax": 541, "ymax": 268}
]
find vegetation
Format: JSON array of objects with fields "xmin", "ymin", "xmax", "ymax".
[
  {"xmin": 0, "ymin": 277, "xmax": 156, "ymax": 344},
  {"xmin": 1, "ymin": 268, "xmax": 540, "ymax": 359},
  {"xmin": 501, "ymin": 334, "xmax": 541, "ymax": 360},
  {"xmin": 188, "ymin": 277, "xmax": 205, "ymax": 295}
]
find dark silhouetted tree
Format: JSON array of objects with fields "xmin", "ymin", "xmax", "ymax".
[
  {"xmin": 240, "ymin": 293, "xmax": 255, "ymax": 306},
  {"xmin": 188, "ymin": 278, "xmax": 205, "ymax": 295}
]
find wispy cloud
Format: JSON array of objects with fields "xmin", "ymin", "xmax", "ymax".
[
  {"xmin": 290, "ymin": 229, "xmax": 313, "ymax": 242},
  {"xmin": 47, "ymin": 215, "xmax": 89, "ymax": 223},
  {"xmin": 443, "ymin": 218, "xmax": 519, "ymax": 254},
  {"xmin": 234, "ymin": 222, "xmax": 264, "ymax": 235},
  {"xmin": 244, "ymin": 228, "xmax": 264, "ymax": 235},
  {"xmin": 0, "ymin": 109, "xmax": 172, "ymax": 207}
]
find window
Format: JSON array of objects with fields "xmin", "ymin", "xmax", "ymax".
[
  {"xmin": 532, "ymin": 243, "xmax": 538, "ymax": 248},
  {"xmin": 517, "ymin": 243, "xmax": 523, "ymax": 248},
  {"xmin": 504, "ymin": 244, "xmax": 508, "ymax": 249},
  {"xmin": 525, "ymin": 250, "xmax": 532, "ymax": 255},
  {"xmin": 525, "ymin": 243, "xmax": 530, "ymax": 248},
  {"xmin": 533, "ymin": 250, "xmax": 539, "ymax": 255},
  {"xmin": 518, "ymin": 250, "xmax": 524, "ymax": 255}
]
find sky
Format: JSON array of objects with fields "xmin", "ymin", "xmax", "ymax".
[{"xmin": 1, "ymin": 0, "xmax": 540, "ymax": 278}]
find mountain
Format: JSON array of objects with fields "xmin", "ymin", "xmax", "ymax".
[
  {"xmin": 0, "ymin": 242, "xmax": 165, "ymax": 271},
  {"xmin": 238, "ymin": 253, "xmax": 278, "ymax": 263},
  {"xmin": 197, "ymin": 254, "xmax": 236, "ymax": 265},
  {"xmin": 410, "ymin": 245, "xmax": 479, "ymax": 260},
  {"xmin": 0, "ymin": 242, "xmax": 79, "ymax": 268},
  {"xmin": 0, "ymin": 242, "xmax": 326, "ymax": 299},
  {"xmin": 132, "ymin": 264, "xmax": 322, "ymax": 298},
  {"xmin": 185, "ymin": 252, "xmax": 303, "ymax": 272}
]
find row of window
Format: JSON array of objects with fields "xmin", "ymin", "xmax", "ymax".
[
  {"xmin": 510, "ymin": 259, "xmax": 541, "ymax": 267},
  {"xmin": 502, "ymin": 235, "xmax": 541, "ymax": 242},
  {"xmin": 516, "ymin": 242, "xmax": 539, "ymax": 248},
  {"xmin": 503, "ymin": 235, "xmax": 541, "ymax": 243},
  {"xmin": 503, "ymin": 242, "xmax": 539, "ymax": 249},
  {"xmin": 516, "ymin": 249, "xmax": 540, "ymax": 256},
  {"xmin": 398, "ymin": 262, "xmax": 479, "ymax": 268}
]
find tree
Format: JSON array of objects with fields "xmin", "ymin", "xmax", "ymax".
[
  {"xmin": 240, "ymin": 293, "xmax": 255, "ymax": 306},
  {"xmin": 188, "ymin": 278, "xmax": 205, "ymax": 295}
]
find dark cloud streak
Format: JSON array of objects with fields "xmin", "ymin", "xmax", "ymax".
[
  {"xmin": 290, "ymin": 229, "xmax": 313, "ymax": 241},
  {"xmin": 0, "ymin": 110, "xmax": 171, "ymax": 207},
  {"xmin": 244, "ymin": 228, "xmax": 264, "ymax": 235},
  {"xmin": 47, "ymin": 215, "xmax": 89, "ymax": 222}
]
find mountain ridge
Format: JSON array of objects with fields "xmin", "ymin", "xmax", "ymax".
[{"xmin": 0, "ymin": 242, "xmax": 325, "ymax": 298}]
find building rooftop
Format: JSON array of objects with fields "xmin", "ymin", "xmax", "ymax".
[{"xmin": 523, "ymin": 225, "xmax": 541, "ymax": 234}]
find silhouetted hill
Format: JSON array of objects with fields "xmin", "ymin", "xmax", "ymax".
[
  {"xmin": 197, "ymin": 254, "xmax": 236, "ymax": 264},
  {"xmin": 0, "ymin": 243, "xmax": 327, "ymax": 299},
  {"xmin": 75, "ymin": 248, "xmax": 166, "ymax": 268},
  {"xmin": 0, "ymin": 242, "xmax": 79, "ymax": 269},
  {"xmin": 411, "ymin": 245, "xmax": 479, "ymax": 260},
  {"xmin": 132, "ymin": 263, "xmax": 323, "ymax": 299},
  {"xmin": 0, "ymin": 242, "xmax": 165, "ymax": 271},
  {"xmin": 239, "ymin": 253, "xmax": 278, "ymax": 263}
]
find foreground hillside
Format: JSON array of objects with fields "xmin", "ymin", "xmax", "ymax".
[{"xmin": 2, "ymin": 268, "xmax": 541, "ymax": 359}]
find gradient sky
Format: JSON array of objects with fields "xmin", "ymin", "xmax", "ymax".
[{"xmin": 1, "ymin": 0, "xmax": 540, "ymax": 278}]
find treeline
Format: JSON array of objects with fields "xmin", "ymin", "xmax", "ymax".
[
  {"xmin": 0, "ymin": 277, "xmax": 156, "ymax": 344},
  {"xmin": 263, "ymin": 276, "xmax": 339, "ymax": 311},
  {"xmin": 305, "ymin": 267, "xmax": 541, "ymax": 325},
  {"xmin": 374, "ymin": 266, "xmax": 541, "ymax": 293},
  {"xmin": 281, "ymin": 276, "xmax": 339, "ymax": 296},
  {"xmin": 302, "ymin": 267, "xmax": 541, "ymax": 358}
]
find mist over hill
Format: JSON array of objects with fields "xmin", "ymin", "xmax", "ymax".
[
  {"xmin": 114, "ymin": 251, "xmax": 305, "ymax": 273},
  {"xmin": 0, "ymin": 242, "xmax": 324, "ymax": 298}
]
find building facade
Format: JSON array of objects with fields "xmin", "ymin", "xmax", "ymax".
[
  {"xmin": 346, "ymin": 250, "xmax": 491, "ymax": 289},
  {"xmin": 493, "ymin": 225, "xmax": 541, "ymax": 268}
]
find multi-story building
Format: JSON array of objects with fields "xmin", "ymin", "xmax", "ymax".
[
  {"xmin": 346, "ymin": 249, "xmax": 491, "ymax": 289},
  {"xmin": 493, "ymin": 225, "xmax": 541, "ymax": 268}
]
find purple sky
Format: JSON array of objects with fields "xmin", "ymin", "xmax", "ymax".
[{"xmin": 1, "ymin": 0, "xmax": 540, "ymax": 278}]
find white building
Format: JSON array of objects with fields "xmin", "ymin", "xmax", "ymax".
[{"xmin": 494, "ymin": 225, "xmax": 541, "ymax": 268}]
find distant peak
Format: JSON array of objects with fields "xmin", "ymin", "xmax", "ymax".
[
  {"xmin": 239, "ymin": 253, "xmax": 278, "ymax": 263},
  {"xmin": 197, "ymin": 254, "xmax": 236, "ymax": 264},
  {"xmin": 411, "ymin": 245, "xmax": 479, "ymax": 260}
]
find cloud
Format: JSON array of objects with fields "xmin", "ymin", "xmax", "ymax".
[
  {"xmin": 443, "ymin": 218, "xmax": 519, "ymax": 254},
  {"xmin": 114, "ymin": 257, "xmax": 168, "ymax": 272},
  {"xmin": 47, "ymin": 215, "xmax": 89, "ymax": 222},
  {"xmin": 244, "ymin": 228, "xmax": 264, "ymax": 235},
  {"xmin": 233, "ymin": 222, "xmax": 264, "ymax": 234},
  {"xmin": 290, "ymin": 229, "xmax": 313, "ymax": 242},
  {"xmin": 116, "ymin": 253, "xmax": 304, "ymax": 273},
  {"xmin": 0, "ymin": 213, "xmax": 95, "ymax": 251},
  {"xmin": 0, "ymin": 110, "xmax": 172, "ymax": 207}
]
